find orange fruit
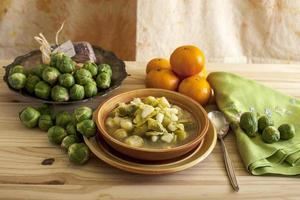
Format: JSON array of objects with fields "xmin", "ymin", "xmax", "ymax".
[
  {"xmin": 198, "ymin": 65, "xmax": 207, "ymax": 78},
  {"xmin": 170, "ymin": 45, "xmax": 205, "ymax": 78},
  {"xmin": 146, "ymin": 58, "xmax": 171, "ymax": 73},
  {"xmin": 145, "ymin": 69, "xmax": 180, "ymax": 91},
  {"xmin": 178, "ymin": 75, "xmax": 211, "ymax": 105}
]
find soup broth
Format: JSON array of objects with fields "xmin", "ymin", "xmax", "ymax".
[{"xmin": 105, "ymin": 96, "xmax": 198, "ymax": 149}]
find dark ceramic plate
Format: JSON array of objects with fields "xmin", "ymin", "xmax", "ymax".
[{"xmin": 3, "ymin": 44, "xmax": 127, "ymax": 104}]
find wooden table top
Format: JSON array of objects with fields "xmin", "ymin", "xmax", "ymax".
[{"xmin": 1, "ymin": 60, "xmax": 300, "ymax": 200}]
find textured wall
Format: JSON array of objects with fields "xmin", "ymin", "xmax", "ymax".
[
  {"xmin": 0, "ymin": 0, "xmax": 137, "ymax": 60},
  {"xmin": 1, "ymin": 0, "xmax": 300, "ymax": 63}
]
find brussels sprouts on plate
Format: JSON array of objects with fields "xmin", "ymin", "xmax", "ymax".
[
  {"xmin": 4, "ymin": 43, "xmax": 127, "ymax": 103},
  {"xmin": 58, "ymin": 73, "xmax": 75, "ymax": 88},
  {"xmin": 70, "ymin": 84, "xmax": 85, "ymax": 101},
  {"xmin": 51, "ymin": 85, "xmax": 69, "ymax": 102}
]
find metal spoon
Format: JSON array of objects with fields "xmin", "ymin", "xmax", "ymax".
[{"xmin": 208, "ymin": 111, "xmax": 239, "ymax": 192}]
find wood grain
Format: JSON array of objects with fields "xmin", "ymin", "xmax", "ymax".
[{"xmin": 1, "ymin": 60, "xmax": 300, "ymax": 199}]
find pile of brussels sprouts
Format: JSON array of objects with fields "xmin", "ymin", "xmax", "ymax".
[
  {"xmin": 8, "ymin": 52, "xmax": 112, "ymax": 102},
  {"xmin": 19, "ymin": 104, "xmax": 97, "ymax": 164},
  {"xmin": 237, "ymin": 112, "xmax": 295, "ymax": 144}
]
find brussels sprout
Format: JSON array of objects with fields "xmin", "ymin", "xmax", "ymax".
[
  {"xmin": 143, "ymin": 96, "xmax": 159, "ymax": 107},
  {"xmin": 112, "ymin": 129, "xmax": 128, "ymax": 140},
  {"xmin": 55, "ymin": 111, "xmax": 71, "ymax": 127},
  {"xmin": 278, "ymin": 123, "xmax": 295, "ymax": 140},
  {"xmin": 9, "ymin": 65, "xmax": 25, "ymax": 75},
  {"xmin": 70, "ymin": 84, "xmax": 85, "ymax": 100},
  {"xmin": 8, "ymin": 73, "xmax": 27, "ymax": 89},
  {"xmin": 50, "ymin": 52, "xmax": 63, "ymax": 68},
  {"xmin": 58, "ymin": 73, "xmax": 75, "ymax": 88},
  {"xmin": 76, "ymin": 119, "xmax": 96, "ymax": 138},
  {"xmin": 57, "ymin": 54, "xmax": 75, "ymax": 73},
  {"xmin": 74, "ymin": 69, "xmax": 92, "ymax": 85},
  {"xmin": 51, "ymin": 85, "xmax": 69, "ymax": 102},
  {"xmin": 19, "ymin": 106, "xmax": 41, "ymax": 128},
  {"xmin": 124, "ymin": 135, "xmax": 144, "ymax": 147},
  {"xmin": 42, "ymin": 66, "xmax": 60, "ymax": 85},
  {"xmin": 83, "ymin": 61, "xmax": 98, "ymax": 77},
  {"xmin": 84, "ymin": 82, "xmax": 97, "ymax": 98},
  {"xmin": 258, "ymin": 116, "xmax": 274, "ymax": 133},
  {"xmin": 161, "ymin": 133, "xmax": 175, "ymax": 143},
  {"xmin": 148, "ymin": 118, "xmax": 165, "ymax": 132},
  {"xmin": 73, "ymin": 106, "xmax": 93, "ymax": 122},
  {"xmin": 96, "ymin": 72, "xmax": 111, "ymax": 89},
  {"xmin": 47, "ymin": 125, "xmax": 67, "ymax": 144},
  {"xmin": 32, "ymin": 64, "xmax": 48, "ymax": 78},
  {"xmin": 132, "ymin": 123, "xmax": 148, "ymax": 136},
  {"xmin": 66, "ymin": 122, "xmax": 77, "ymax": 135},
  {"xmin": 37, "ymin": 104, "xmax": 53, "ymax": 116},
  {"xmin": 25, "ymin": 74, "xmax": 40, "ymax": 93},
  {"xmin": 174, "ymin": 129, "xmax": 187, "ymax": 141},
  {"xmin": 262, "ymin": 126, "xmax": 280, "ymax": 143},
  {"xmin": 162, "ymin": 116, "xmax": 172, "ymax": 127},
  {"xmin": 38, "ymin": 114, "xmax": 53, "ymax": 131},
  {"xmin": 97, "ymin": 64, "xmax": 112, "ymax": 76},
  {"xmin": 239, "ymin": 112, "xmax": 258, "ymax": 137},
  {"xmin": 34, "ymin": 81, "xmax": 51, "ymax": 99},
  {"xmin": 120, "ymin": 118, "xmax": 133, "ymax": 131},
  {"xmin": 68, "ymin": 143, "xmax": 90, "ymax": 165},
  {"xmin": 61, "ymin": 135, "xmax": 80, "ymax": 150}
]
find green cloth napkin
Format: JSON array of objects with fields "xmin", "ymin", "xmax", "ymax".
[{"xmin": 207, "ymin": 72, "xmax": 300, "ymax": 175}]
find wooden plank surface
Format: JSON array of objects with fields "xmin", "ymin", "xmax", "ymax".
[{"xmin": 1, "ymin": 60, "xmax": 300, "ymax": 199}]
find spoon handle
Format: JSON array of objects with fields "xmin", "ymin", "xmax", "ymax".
[{"xmin": 219, "ymin": 138, "xmax": 239, "ymax": 192}]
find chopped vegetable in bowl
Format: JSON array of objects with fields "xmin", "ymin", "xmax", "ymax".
[{"xmin": 105, "ymin": 96, "xmax": 198, "ymax": 149}]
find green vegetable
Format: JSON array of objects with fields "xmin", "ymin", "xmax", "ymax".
[
  {"xmin": 239, "ymin": 112, "xmax": 258, "ymax": 137},
  {"xmin": 132, "ymin": 124, "xmax": 148, "ymax": 136},
  {"xmin": 25, "ymin": 74, "xmax": 40, "ymax": 93},
  {"xmin": 55, "ymin": 111, "xmax": 71, "ymax": 127},
  {"xmin": 51, "ymin": 85, "xmax": 69, "ymax": 102},
  {"xmin": 147, "ymin": 118, "xmax": 165, "ymax": 132},
  {"xmin": 278, "ymin": 123, "xmax": 295, "ymax": 140},
  {"xmin": 34, "ymin": 81, "xmax": 51, "ymax": 99},
  {"xmin": 47, "ymin": 125, "xmax": 67, "ymax": 144},
  {"xmin": 70, "ymin": 84, "xmax": 85, "ymax": 100},
  {"xmin": 42, "ymin": 66, "xmax": 60, "ymax": 85},
  {"xmin": 8, "ymin": 73, "xmax": 27, "ymax": 89},
  {"xmin": 32, "ymin": 64, "xmax": 48, "ymax": 78},
  {"xmin": 143, "ymin": 96, "xmax": 159, "ymax": 107},
  {"xmin": 96, "ymin": 72, "xmax": 111, "ymax": 89},
  {"xmin": 174, "ymin": 129, "xmax": 187, "ymax": 141},
  {"xmin": 58, "ymin": 73, "xmax": 75, "ymax": 88},
  {"xmin": 84, "ymin": 82, "xmax": 97, "ymax": 98},
  {"xmin": 66, "ymin": 122, "xmax": 77, "ymax": 135},
  {"xmin": 37, "ymin": 104, "xmax": 54, "ymax": 118},
  {"xmin": 61, "ymin": 135, "xmax": 80, "ymax": 150},
  {"xmin": 262, "ymin": 126, "xmax": 280, "ymax": 143},
  {"xmin": 9, "ymin": 65, "xmax": 25, "ymax": 75},
  {"xmin": 68, "ymin": 143, "xmax": 90, "ymax": 165},
  {"xmin": 50, "ymin": 52, "xmax": 63, "ymax": 68},
  {"xmin": 19, "ymin": 106, "xmax": 41, "ymax": 128},
  {"xmin": 124, "ymin": 135, "xmax": 144, "ymax": 147},
  {"xmin": 112, "ymin": 129, "xmax": 128, "ymax": 140},
  {"xmin": 38, "ymin": 114, "xmax": 53, "ymax": 131},
  {"xmin": 83, "ymin": 61, "xmax": 98, "ymax": 77},
  {"xmin": 73, "ymin": 106, "xmax": 93, "ymax": 122},
  {"xmin": 97, "ymin": 64, "xmax": 112, "ymax": 76},
  {"xmin": 76, "ymin": 119, "xmax": 96, "ymax": 138},
  {"xmin": 258, "ymin": 115, "xmax": 274, "ymax": 133},
  {"xmin": 74, "ymin": 69, "xmax": 92, "ymax": 85},
  {"xmin": 57, "ymin": 54, "xmax": 75, "ymax": 73}
]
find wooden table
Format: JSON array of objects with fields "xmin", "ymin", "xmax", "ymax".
[{"xmin": 1, "ymin": 61, "xmax": 300, "ymax": 200}]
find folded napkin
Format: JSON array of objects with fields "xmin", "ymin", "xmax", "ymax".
[{"xmin": 207, "ymin": 72, "xmax": 300, "ymax": 175}]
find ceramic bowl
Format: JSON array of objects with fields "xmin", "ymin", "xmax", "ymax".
[{"xmin": 93, "ymin": 88, "xmax": 209, "ymax": 161}]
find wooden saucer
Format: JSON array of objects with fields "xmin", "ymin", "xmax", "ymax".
[{"xmin": 84, "ymin": 120, "xmax": 217, "ymax": 175}]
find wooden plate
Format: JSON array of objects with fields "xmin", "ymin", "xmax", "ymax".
[{"xmin": 84, "ymin": 120, "xmax": 217, "ymax": 174}]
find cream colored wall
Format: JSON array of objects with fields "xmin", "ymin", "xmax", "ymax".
[{"xmin": 1, "ymin": 0, "xmax": 300, "ymax": 63}]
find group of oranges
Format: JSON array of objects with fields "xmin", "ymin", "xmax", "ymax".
[{"xmin": 145, "ymin": 45, "xmax": 212, "ymax": 106}]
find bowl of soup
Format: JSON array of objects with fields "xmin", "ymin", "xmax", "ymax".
[{"xmin": 93, "ymin": 88, "xmax": 209, "ymax": 160}]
